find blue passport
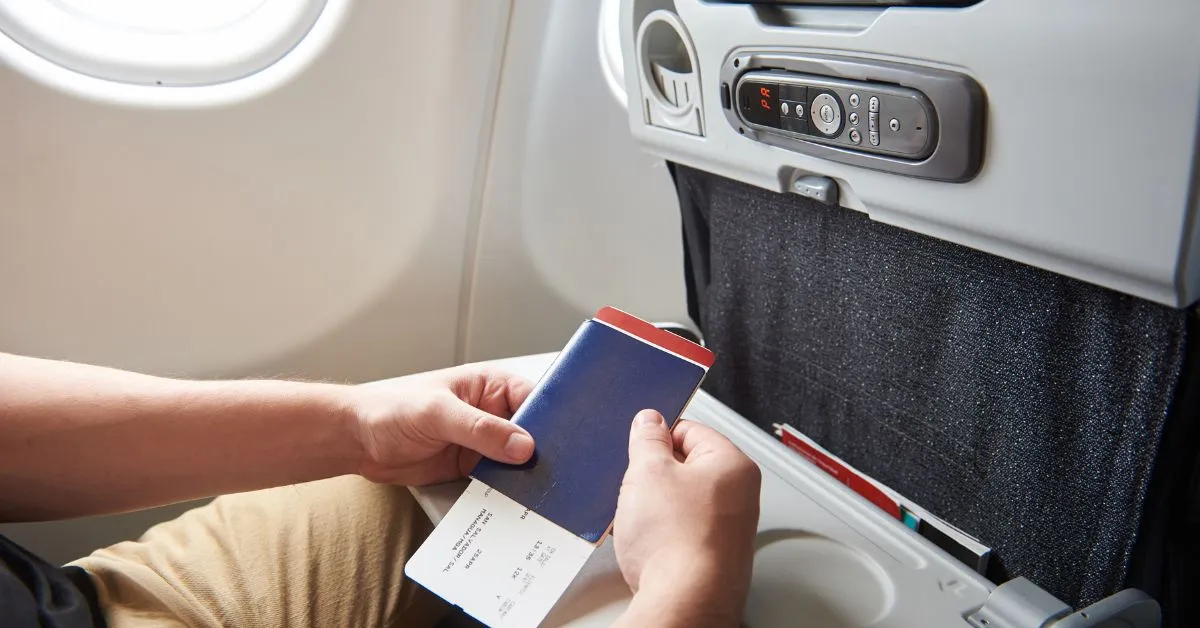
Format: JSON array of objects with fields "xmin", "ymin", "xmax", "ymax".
[{"xmin": 470, "ymin": 307, "xmax": 714, "ymax": 543}]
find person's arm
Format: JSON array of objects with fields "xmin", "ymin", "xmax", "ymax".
[
  {"xmin": 0, "ymin": 352, "xmax": 535, "ymax": 523},
  {"xmin": 616, "ymin": 559, "xmax": 744, "ymax": 627},
  {"xmin": 612, "ymin": 412, "xmax": 762, "ymax": 627}
]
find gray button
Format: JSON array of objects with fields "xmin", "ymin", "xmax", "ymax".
[
  {"xmin": 869, "ymin": 112, "xmax": 878, "ymax": 132},
  {"xmin": 889, "ymin": 117, "xmax": 900, "ymax": 132},
  {"xmin": 795, "ymin": 103, "xmax": 805, "ymax": 118},
  {"xmin": 849, "ymin": 112, "xmax": 859, "ymax": 125},
  {"xmin": 781, "ymin": 102, "xmax": 790, "ymax": 116},
  {"xmin": 849, "ymin": 129, "xmax": 862, "ymax": 144},
  {"xmin": 869, "ymin": 96, "xmax": 879, "ymax": 113},
  {"xmin": 849, "ymin": 93, "xmax": 860, "ymax": 108},
  {"xmin": 808, "ymin": 93, "xmax": 841, "ymax": 135},
  {"xmin": 869, "ymin": 130, "xmax": 880, "ymax": 146}
]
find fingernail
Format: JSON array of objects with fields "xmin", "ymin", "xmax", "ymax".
[
  {"xmin": 635, "ymin": 410, "xmax": 663, "ymax": 427},
  {"xmin": 505, "ymin": 433, "xmax": 534, "ymax": 460}
]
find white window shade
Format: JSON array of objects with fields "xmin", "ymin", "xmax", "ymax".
[{"xmin": 0, "ymin": 0, "xmax": 327, "ymax": 86}]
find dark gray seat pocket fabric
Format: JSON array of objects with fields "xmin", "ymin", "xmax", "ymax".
[{"xmin": 669, "ymin": 162, "xmax": 1197, "ymax": 620}]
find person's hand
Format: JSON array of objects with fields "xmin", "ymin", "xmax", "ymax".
[
  {"xmin": 613, "ymin": 411, "xmax": 761, "ymax": 626},
  {"xmin": 346, "ymin": 364, "xmax": 536, "ymax": 486}
]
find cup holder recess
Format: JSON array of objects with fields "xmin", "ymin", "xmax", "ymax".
[
  {"xmin": 635, "ymin": 10, "xmax": 703, "ymax": 136},
  {"xmin": 743, "ymin": 529, "xmax": 896, "ymax": 628}
]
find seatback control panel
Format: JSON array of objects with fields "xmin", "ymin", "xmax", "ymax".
[
  {"xmin": 721, "ymin": 51, "xmax": 986, "ymax": 182},
  {"xmin": 738, "ymin": 71, "xmax": 934, "ymax": 160}
]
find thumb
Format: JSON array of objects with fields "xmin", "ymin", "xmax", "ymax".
[
  {"xmin": 627, "ymin": 409, "xmax": 675, "ymax": 465},
  {"xmin": 432, "ymin": 398, "xmax": 535, "ymax": 464}
]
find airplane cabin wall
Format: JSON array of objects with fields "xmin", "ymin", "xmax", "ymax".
[
  {"xmin": 463, "ymin": 0, "xmax": 690, "ymax": 362},
  {"xmin": 0, "ymin": 0, "xmax": 687, "ymax": 565}
]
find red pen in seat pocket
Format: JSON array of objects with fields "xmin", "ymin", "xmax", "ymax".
[{"xmin": 773, "ymin": 423, "xmax": 902, "ymax": 521}]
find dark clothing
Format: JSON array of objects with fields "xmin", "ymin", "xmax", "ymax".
[{"xmin": 0, "ymin": 534, "xmax": 103, "ymax": 628}]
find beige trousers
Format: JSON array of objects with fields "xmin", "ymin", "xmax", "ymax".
[{"xmin": 69, "ymin": 476, "xmax": 449, "ymax": 628}]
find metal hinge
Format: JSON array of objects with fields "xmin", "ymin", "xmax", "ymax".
[{"xmin": 966, "ymin": 578, "xmax": 1161, "ymax": 628}]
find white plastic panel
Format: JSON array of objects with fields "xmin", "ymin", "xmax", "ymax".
[
  {"xmin": 413, "ymin": 352, "xmax": 996, "ymax": 628},
  {"xmin": 618, "ymin": 0, "xmax": 1200, "ymax": 307},
  {"xmin": 0, "ymin": 0, "xmax": 511, "ymax": 565},
  {"xmin": 0, "ymin": 0, "xmax": 509, "ymax": 383},
  {"xmin": 464, "ymin": 0, "xmax": 691, "ymax": 362}
]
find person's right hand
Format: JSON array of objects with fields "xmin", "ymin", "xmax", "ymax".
[{"xmin": 612, "ymin": 411, "xmax": 761, "ymax": 626}]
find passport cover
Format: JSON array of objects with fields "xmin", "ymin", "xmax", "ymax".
[{"xmin": 470, "ymin": 306, "xmax": 714, "ymax": 543}]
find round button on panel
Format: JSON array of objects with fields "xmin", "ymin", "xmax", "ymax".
[
  {"xmin": 795, "ymin": 103, "xmax": 804, "ymax": 119},
  {"xmin": 849, "ymin": 93, "xmax": 860, "ymax": 108},
  {"xmin": 809, "ymin": 92, "xmax": 841, "ymax": 136},
  {"xmin": 849, "ymin": 129, "xmax": 862, "ymax": 144},
  {"xmin": 889, "ymin": 117, "xmax": 900, "ymax": 132},
  {"xmin": 849, "ymin": 112, "xmax": 859, "ymax": 125},
  {"xmin": 781, "ymin": 102, "xmax": 790, "ymax": 116}
]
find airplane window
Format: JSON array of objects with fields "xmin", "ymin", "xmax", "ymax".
[
  {"xmin": 0, "ymin": 0, "xmax": 327, "ymax": 86},
  {"xmin": 598, "ymin": 0, "xmax": 627, "ymax": 106},
  {"xmin": 48, "ymin": 0, "xmax": 267, "ymax": 32}
]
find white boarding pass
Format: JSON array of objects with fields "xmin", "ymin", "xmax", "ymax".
[{"xmin": 404, "ymin": 479, "xmax": 597, "ymax": 627}]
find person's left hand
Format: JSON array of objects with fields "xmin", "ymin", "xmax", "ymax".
[{"xmin": 346, "ymin": 364, "xmax": 536, "ymax": 486}]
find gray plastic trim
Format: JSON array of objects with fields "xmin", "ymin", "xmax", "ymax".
[
  {"xmin": 967, "ymin": 578, "xmax": 1071, "ymax": 628},
  {"xmin": 1050, "ymin": 589, "xmax": 1162, "ymax": 628},
  {"xmin": 620, "ymin": 0, "xmax": 1200, "ymax": 306},
  {"xmin": 721, "ymin": 50, "xmax": 985, "ymax": 182},
  {"xmin": 966, "ymin": 578, "xmax": 1161, "ymax": 628}
]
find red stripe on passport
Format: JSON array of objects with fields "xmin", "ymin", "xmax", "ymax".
[{"xmin": 593, "ymin": 306, "xmax": 715, "ymax": 369}]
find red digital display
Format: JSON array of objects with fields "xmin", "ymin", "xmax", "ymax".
[{"xmin": 740, "ymin": 80, "xmax": 779, "ymax": 126}]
